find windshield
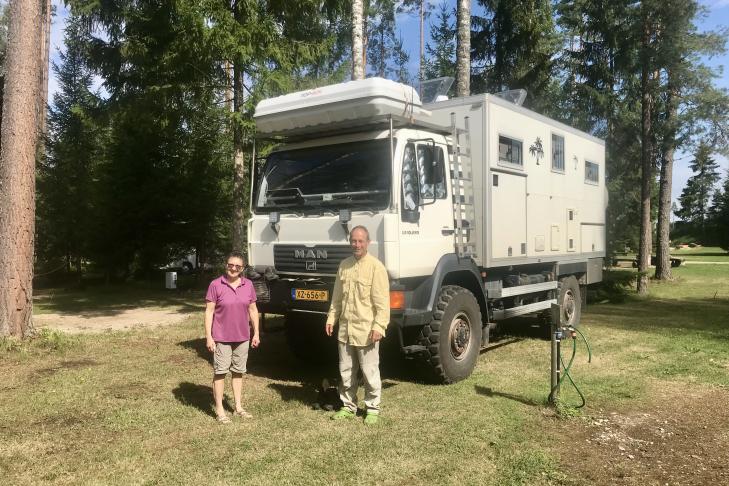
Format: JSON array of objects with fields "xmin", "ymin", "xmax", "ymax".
[{"xmin": 254, "ymin": 138, "xmax": 392, "ymax": 213}]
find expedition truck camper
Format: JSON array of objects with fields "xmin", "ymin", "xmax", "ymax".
[{"xmin": 247, "ymin": 78, "xmax": 607, "ymax": 383}]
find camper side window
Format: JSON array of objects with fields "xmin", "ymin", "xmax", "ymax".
[
  {"xmin": 552, "ymin": 134, "xmax": 565, "ymax": 172},
  {"xmin": 585, "ymin": 160, "xmax": 599, "ymax": 184},
  {"xmin": 417, "ymin": 145, "xmax": 447, "ymax": 200},
  {"xmin": 402, "ymin": 143, "xmax": 420, "ymax": 210},
  {"xmin": 498, "ymin": 135, "xmax": 522, "ymax": 167}
]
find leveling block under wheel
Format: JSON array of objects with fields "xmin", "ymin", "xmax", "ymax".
[{"xmin": 548, "ymin": 303, "xmax": 593, "ymax": 408}]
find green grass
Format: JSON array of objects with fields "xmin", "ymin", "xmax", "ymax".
[
  {"xmin": 671, "ymin": 246, "xmax": 729, "ymax": 261},
  {"xmin": 2, "ymin": 254, "xmax": 729, "ymax": 485},
  {"xmin": 33, "ymin": 282, "xmax": 203, "ymax": 315}
]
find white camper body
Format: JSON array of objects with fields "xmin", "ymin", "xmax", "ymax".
[{"xmin": 248, "ymin": 78, "xmax": 606, "ymax": 383}]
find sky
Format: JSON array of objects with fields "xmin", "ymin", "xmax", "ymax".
[{"xmin": 47, "ymin": 0, "xmax": 729, "ymax": 207}]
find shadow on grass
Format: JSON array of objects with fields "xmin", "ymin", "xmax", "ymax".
[
  {"xmin": 674, "ymin": 251, "xmax": 729, "ymax": 258},
  {"xmin": 178, "ymin": 338, "xmax": 213, "ymax": 365},
  {"xmin": 590, "ymin": 297, "xmax": 729, "ymax": 336},
  {"xmin": 34, "ymin": 285, "xmax": 203, "ymax": 317},
  {"xmin": 474, "ymin": 385, "xmax": 542, "ymax": 407},
  {"xmin": 172, "ymin": 382, "xmax": 219, "ymax": 417}
]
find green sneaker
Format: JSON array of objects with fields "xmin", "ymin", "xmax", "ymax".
[
  {"xmin": 363, "ymin": 413, "xmax": 380, "ymax": 425},
  {"xmin": 331, "ymin": 408, "xmax": 356, "ymax": 420}
]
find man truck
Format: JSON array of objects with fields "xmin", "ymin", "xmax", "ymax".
[{"xmin": 247, "ymin": 77, "xmax": 606, "ymax": 383}]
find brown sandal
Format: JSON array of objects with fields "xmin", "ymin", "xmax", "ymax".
[
  {"xmin": 233, "ymin": 409, "xmax": 253, "ymax": 419},
  {"xmin": 216, "ymin": 414, "xmax": 232, "ymax": 424}
]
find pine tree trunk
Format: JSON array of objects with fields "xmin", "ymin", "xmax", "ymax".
[
  {"xmin": 637, "ymin": 11, "xmax": 653, "ymax": 295},
  {"xmin": 655, "ymin": 80, "xmax": 677, "ymax": 280},
  {"xmin": 456, "ymin": 0, "xmax": 470, "ymax": 97},
  {"xmin": 419, "ymin": 0, "xmax": 424, "ymax": 94},
  {"xmin": 231, "ymin": 61, "xmax": 246, "ymax": 252},
  {"xmin": 0, "ymin": 0, "xmax": 45, "ymax": 338},
  {"xmin": 38, "ymin": 0, "xmax": 51, "ymax": 136},
  {"xmin": 352, "ymin": 0, "xmax": 365, "ymax": 80}
]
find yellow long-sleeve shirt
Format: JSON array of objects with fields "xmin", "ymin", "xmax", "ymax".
[{"xmin": 326, "ymin": 253, "xmax": 390, "ymax": 346}]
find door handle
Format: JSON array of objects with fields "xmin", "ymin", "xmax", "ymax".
[{"xmin": 441, "ymin": 228, "xmax": 455, "ymax": 236}]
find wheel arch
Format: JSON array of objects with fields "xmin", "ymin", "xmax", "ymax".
[{"xmin": 407, "ymin": 253, "xmax": 489, "ymax": 323}]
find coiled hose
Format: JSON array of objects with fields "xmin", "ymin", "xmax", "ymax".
[{"xmin": 557, "ymin": 326, "xmax": 592, "ymax": 408}]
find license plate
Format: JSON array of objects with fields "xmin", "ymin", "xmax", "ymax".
[{"xmin": 292, "ymin": 289, "xmax": 329, "ymax": 302}]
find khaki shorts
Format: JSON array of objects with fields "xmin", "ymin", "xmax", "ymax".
[{"xmin": 213, "ymin": 341, "xmax": 249, "ymax": 375}]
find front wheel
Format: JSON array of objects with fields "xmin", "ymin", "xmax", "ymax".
[{"xmin": 419, "ymin": 285, "xmax": 482, "ymax": 384}]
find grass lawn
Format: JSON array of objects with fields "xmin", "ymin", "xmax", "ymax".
[{"xmin": 2, "ymin": 259, "xmax": 728, "ymax": 485}]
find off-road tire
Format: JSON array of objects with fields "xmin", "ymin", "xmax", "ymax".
[
  {"xmin": 554, "ymin": 275, "xmax": 582, "ymax": 328},
  {"xmin": 419, "ymin": 285, "xmax": 482, "ymax": 384}
]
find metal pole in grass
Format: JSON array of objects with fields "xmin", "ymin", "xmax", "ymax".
[{"xmin": 548, "ymin": 302, "xmax": 561, "ymax": 405}]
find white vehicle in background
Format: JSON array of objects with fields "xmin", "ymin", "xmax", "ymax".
[{"xmin": 246, "ymin": 77, "xmax": 607, "ymax": 383}]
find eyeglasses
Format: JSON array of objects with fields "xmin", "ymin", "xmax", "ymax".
[{"xmin": 226, "ymin": 263, "xmax": 243, "ymax": 270}]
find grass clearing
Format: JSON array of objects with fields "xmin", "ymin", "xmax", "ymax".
[{"xmin": 2, "ymin": 255, "xmax": 729, "ymax": 484}]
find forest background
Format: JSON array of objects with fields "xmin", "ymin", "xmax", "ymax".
[{"xmin": 1, "ymin": 0, "xmax": 728, "ymax": 288}]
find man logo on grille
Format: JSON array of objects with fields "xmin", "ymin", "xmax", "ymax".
[
  {"xmin": 294, "ymin": 249, "xmax": 328, "ymax": 259},
  {"xmin": 306, "ymin": 261, "xmax": 317, "ymax": 270}
]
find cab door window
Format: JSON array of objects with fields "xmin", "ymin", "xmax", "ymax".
[
  {"xmin": 417, "ymin": 144, "xmax": 447, "ymax": 200},
  {"xmin": 401, "ymin": 143, "xmax": 419, "ymax": 210}
]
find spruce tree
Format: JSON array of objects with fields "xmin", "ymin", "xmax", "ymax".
[
  {"xmin": 423, "ymin": 2, "xmax": 456, "ymax": 84},
  {"xmin": 37, "ymin": 15, "xmax": 103, "ymax": 279},
  {"xmin": 674, "ymin": 144, "xmax": 721, "ymax": 239}
]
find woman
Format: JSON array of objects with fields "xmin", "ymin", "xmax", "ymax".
[{"xmin": 204, "ymin": 251, "xmax": 260, "ymax": 423}]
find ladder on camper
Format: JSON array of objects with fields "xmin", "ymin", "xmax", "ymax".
[{"xmin": 450, "ymin": 113, "xmax": 478, "ymax": 260}]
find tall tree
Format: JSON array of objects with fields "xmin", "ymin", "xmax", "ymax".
[
  {"xmin": 649, "ymin": 0, "xmax": 728, "ymax": 279},
  {"xmin": 352, "ymin": 0, "xmax": 365, "ymax": 80},
  {"xmin": 674, "ymin": 144, "xmax": 721, "ymax": 236},
  {"xmin": 455, "ymin": 0, "xmax": 470, "ymax": 96},
  {"xmin": 707, "ymin": 172, "xmax": 729, "ymax": 250},
  {"xmin": 0, "ymin": 0, "xmax": 49, "ymax": 337},
  {"xmin": 397, "ymin": 0, "xmax": 433, "ymax": 93},
  {"xmin": 637, "ymin": 1, "xmax": 657, "ymax": 294},
  {"xmin": 391, "ymin": 33, "xmax": 412, "ymax": 85},
  {"xmin": 423, "ymin": 2, "xmax": 456, "ymax": 82},
  {"xmin": 472, "ymin": 0, "xmax": 560, "ymax": 111},
  {"xmin": 367, "ymin": 0, "xmax": 395, "ymax": 78},
  {"xmin": 37, "ymin": 15, "xmax": 103, "ymax": 278}
]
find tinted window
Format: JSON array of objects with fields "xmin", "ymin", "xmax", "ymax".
[
  {"xmin": 499, "ymin": 136, "xmax": 522, "ymax": 166},
  {"xmin": 552, "ymin": 134, "xmax": 565, "ymax": 172}
]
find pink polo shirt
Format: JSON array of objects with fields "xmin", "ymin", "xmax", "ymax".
[{"xmin": 205, "ymin": 276, "xmax": 257, "ymax": 343}]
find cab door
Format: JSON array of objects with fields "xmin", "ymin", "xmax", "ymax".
[{"xmin": 399, "ymin": 139, "xmax": 453, "ymax": 277}]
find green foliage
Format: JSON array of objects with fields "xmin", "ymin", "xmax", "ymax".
[
  {"xmin": 34, "ymin": 328, "xmax": 80, "ymax": 352},
  {"xmin": 37, "ymin": 15, "xmax": 104, "ymax": 277},
  {"xmin": 423, "ymin": 1, "xmax": 456, "ymax": 84},
  {"xmin": 472, "ymin": 0, "xmax": 561, "ymax": 112},
  {"xmin": 367, "ymin": 0, "xmax": 397, "ymax": 78},
  {"xmin": 708, "ymin": 173, "xmax": 729, "ymax": 250},
  {"xmin": 675, "ymin": 144, "xmax": 721, "ymax": 236},
  {"xmin": 592, "ymin": 269, "xmax": 635, "ymax": 304}
]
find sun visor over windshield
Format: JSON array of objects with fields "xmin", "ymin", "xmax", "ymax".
[{"xmin": 254, "ymin": 78, "xmax": 432, "ymax": 137}]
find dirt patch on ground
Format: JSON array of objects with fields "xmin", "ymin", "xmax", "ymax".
[
  {"xmin": 34, "ymin": 307, "xmax": 199, "ymax": 334},
  {"xmin": 551, "ymin": 382, "xmax": 729, "ymax": 485}
]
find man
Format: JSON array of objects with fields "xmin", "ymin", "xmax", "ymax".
[{"xmin": 325, "ymin": 225, "xmax": 389, "ymax": 424}]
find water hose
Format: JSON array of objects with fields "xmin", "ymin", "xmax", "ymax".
[{"xmin": 557, "ymin": 326, "xmax": 592, "ymax": 409}]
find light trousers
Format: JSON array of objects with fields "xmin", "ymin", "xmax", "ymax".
[{"xmin": 337, "ymin": 341, "xmax": 381, "ymax": 414}]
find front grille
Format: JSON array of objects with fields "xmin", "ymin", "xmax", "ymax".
[{"xmin": 274, "ymin": 244, "xmax": 351, "ymax": 275}]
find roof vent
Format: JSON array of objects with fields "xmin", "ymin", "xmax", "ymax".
[{"xmin": 494, "ymin": 89, "xmax": 527, "ymax": 106}]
